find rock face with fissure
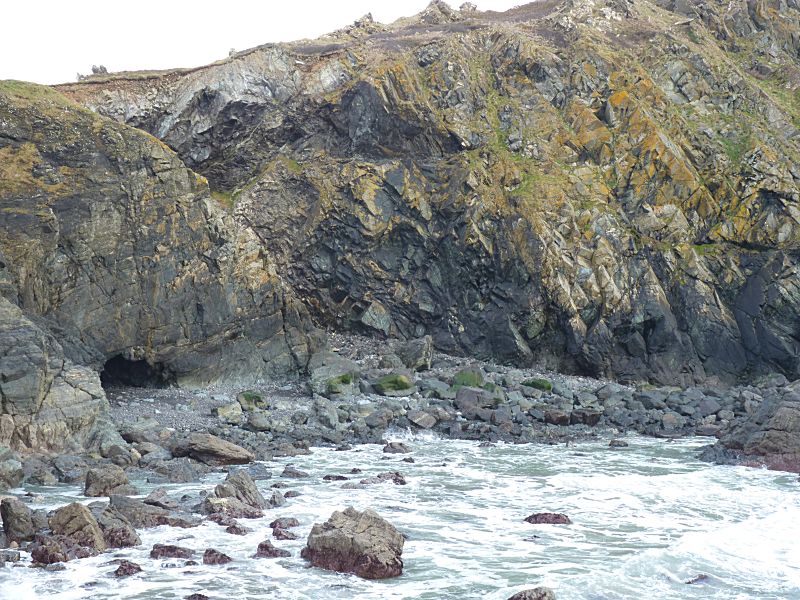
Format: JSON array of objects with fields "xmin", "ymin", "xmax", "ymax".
[
  {"xmin": 60, "ymin": 0, "xmax": 800, "ymax": 386},
  {"xmin": 0, "ymin": 81, "xmax": 319, "ymax": 451}
]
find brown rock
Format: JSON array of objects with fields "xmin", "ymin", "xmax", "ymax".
[
  {"xmin": 112, "ymin": 560, "xmax": 142, "ymax": 577},
  {"xmin": 524, "ymin": 512, "xmax": 572, "ymax": 525},
  {"xmin": 255, "ymin": 539, "xmax": 291, "ymax": 558},
  {"xmin": 203, "ymin": 548, "xmax": 233, "ymax": 565},
  {"xmin": 269, "ymin": 517, "xmax": 300, "ymax": 529},
  {"xmin": 49, "ymin": 503, "xmax": 107, "ymax": 551},
  {"xmin": 150, "ymin": 543, "xmax": 195, "ymax": 559},
  {"xmin": 1, "ymin": 497, "xmax": 34, "ymax": 543},
  {"xmin": 507, "ymin": 587, "xmax": 557, "ymax": 600},
  {"xmin": 172, "ymin": 433, "xmax": 255, "ymax": 465},
  {"xmin": 301, "ymin": 507, "xmax": 404, "ymax": 579}
]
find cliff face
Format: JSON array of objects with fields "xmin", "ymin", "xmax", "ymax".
[
  {"xmin": 0, "ymin": 81, "xmax": 317, "ymax": 450},
  {"xmin": 59, "ymin": 0, "xmax": 800, "ymax": 385}
]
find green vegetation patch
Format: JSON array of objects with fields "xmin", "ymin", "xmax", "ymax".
[
  {"xmin": 452, "ymin": 368, "xmax": 484, "ymax": 388},
  {"xmin": 521, "ymin": 378, "xmax": 553, "ymax": 392},
  {"xmin": 373, "ymin": 374, "xmax": 413, "ymax": 394}
]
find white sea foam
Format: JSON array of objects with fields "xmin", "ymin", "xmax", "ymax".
[{"xmin": 1, "ymin": 436, "xmax": 798, "ymax": 599}]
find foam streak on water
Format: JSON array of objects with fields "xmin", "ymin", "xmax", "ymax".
[{"xmin": 1, "ymin": 435, "xmax": 798, "ymax": 599}]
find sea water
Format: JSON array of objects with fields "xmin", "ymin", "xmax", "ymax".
[{"xmin": 1, "ymin": 434, "xmax": 798, "ymax": 599}]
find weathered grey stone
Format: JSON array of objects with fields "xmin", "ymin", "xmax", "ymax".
[
  {"xmin": 172, "ymin": 433, "xmax": 254, "ymax": 465},
  {"xmin": 396, "ymin": 336, "xmax": 433, "ymax": 371},
  {"xmin": 1, "ymin": 497, "xmax": 34, "ymax": 542},
  {"xmin": 85, "ymin": 465, "xmax": 137, "ymax": 497},
  {"xmin": 214, "ymin": 470, "xmax": 267, "ymax": 510}
]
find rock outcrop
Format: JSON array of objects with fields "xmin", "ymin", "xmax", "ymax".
[
  {"xmin": 0, "ymin": 80, "xmax": 318, "ymax": 451},
  {"xmin": 704, "ymin": 379, "xmax": 800, "ymax": 472},
  {"xmin": 59, "ymin": 0, "xmax": 800, "ymax": 386},
  {"xmin": 301, "ymin": 506, "xmax": 404, "ymax": 579}
]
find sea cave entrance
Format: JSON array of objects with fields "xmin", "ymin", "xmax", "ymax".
[{"xmin": 100, "ymin": 355, "xmax": 175, "ymax": 389}]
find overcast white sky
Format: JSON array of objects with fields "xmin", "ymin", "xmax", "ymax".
[{"xmin": 1, "ymin": 0, "xmax": 524, "ymax": 84}]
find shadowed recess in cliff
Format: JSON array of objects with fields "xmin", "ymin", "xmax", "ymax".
[{"xmin": 99, "ymin": 356, "xmax": 176, "ymax": 389}]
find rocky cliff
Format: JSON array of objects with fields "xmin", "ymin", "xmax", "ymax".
[
  {"xmin": 0, "ymin": 81, "xmax": 317, "ymax": 451},
  {"xmin": 53, "ymin": 0, "xmax": 800, "ymax": 386}
]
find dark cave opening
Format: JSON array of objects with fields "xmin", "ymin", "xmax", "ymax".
[{"xmin": 100, "ymin": 355, "xmax": 175, "ymax": 389}]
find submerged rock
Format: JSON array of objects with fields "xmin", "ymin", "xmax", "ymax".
[
  {"xmin": 301, "ymin": 507, "xmax": 404, "ymax": 579},
  {"xmin": 112, "ymin": 560, "xmax": 142, "ymax": 577},
  {"xmin": 150, "ymin": 544, "xmax": 195, "ymax": 559},
  {"xmin": 507, "ymin": 588, "xmax": 557, "ymax": 600},
  {"xmin": 524, "ymin": 513, "xmax": 572, "ymax": 525}
]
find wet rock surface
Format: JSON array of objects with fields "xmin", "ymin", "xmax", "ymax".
[{"xmin": 301, "ymin": 506, "xmax": 404, "ymax": 579}]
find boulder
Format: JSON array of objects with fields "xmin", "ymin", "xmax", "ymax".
[
  {"xmin": 85, "ymin": 465, "xmax": 137, "ymax": 497},
  {"xmin": 309, "ymin": 352, "xmax": 360, "ymax": 398},
  {"xmin": 508, "ymin": 588, "xmax": 557, "ymax": 600},
  {"xmin": 201, "ymin": 497, "xmax": 263, "ymax": 519},
  {"xmin": 1, "ymin": 497, "xmax": 34, "ymax": 542},
  {"xmin": 269, "ymin": 517, "xmax": 300, "ymax": 529},
  {"xmin": 524, "ymin": 513, "xmax": 571, "ymax": 525},
  {"xmin": 407, "ymin": 410, "xmax": 437, "ymax": 429},
  {"xmin": 281, "ymin": 465, "xmax": 309, "ymax": 478},
  {"xmin": 203, "ymin": 548, "xmax": 233, "ymax": 565},
  {"xmin": 150, "ymin": 543, "xmax": 195, "ymax": 559},
  {"xmin": 236, "ymin": 390, "xmax": 266, "ymax": 411},
  {"xmin": 213, "ymin": 402, "xmax": 243, "ymax": 424},
  {"xmin": 255, "ymin": 539, "xmax": 291, "ymax": 558},
  {"xmin": 112, "ymin": 560, "xmax": 142, "ymax": 577},
  {"xmin": 49, "ymin": 503, "xmax": 106, "ymax": 552},
  {"xmin": 91, "ymin": 505, "xmax": 141, "ymax": 548},
  {"xmin": 301, "ymin": 507, "xmax": 404, "ymax": 579},
  {"xmin": 396, "ymin": 336, "xmax": 433, "ymax": 371},
  {"xmin": 273, "ymin": 527, "xmax": 298, "ymax": 540},
  {"xmin": 171, "ymin": 433, "xmax": 254, "ymax": 465},
  {"xmin": 214, "ymin": 470, "xmax": 267, "ymax": 510}
]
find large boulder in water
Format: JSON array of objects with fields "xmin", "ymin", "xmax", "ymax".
[
  {"xmin": 213, "ymin": 470, "xmax": 266, "ymax": 510},
  {"xmin": 301, "ymin": 507, "xmax": 404, "ymax": 579}
]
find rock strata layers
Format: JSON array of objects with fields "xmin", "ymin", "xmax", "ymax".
[
  {"xmin": 0, "ymin": 81, "xmax": 318, "ymax": 452},
  {"xmin": 60, "ymin": 0, "xmax": 800, "ymax": 385}
]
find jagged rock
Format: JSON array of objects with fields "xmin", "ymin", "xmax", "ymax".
[
  {"xmin": 710, "ymin": 382, "xmax": 800, "ymax": 472},
  {"xmin": 0, "ymin": 79, "xmax": 319, "ymax": 452},
  {"xmin": 214, "ymin": 470, "xmax": 267, "ymax": 510},
  {"xmin": 407, "ymin": 410, "xmax": 437, "ymax": 429},
  {"xmin": 112, "ymin": 560, "xmax": 142, "ymax": 577},
  {"xmin": 171, "ymin": 433, "xmax": 254, "ymax": 465},
  {"xmin": 203, "ymin": 548, "xmax": 233, "ymax": 565},
  {"xmin": 85, "ymin": 465, "xmax": 137, "ymax": 497},
  {"xmin": 301, "ymin": 507, "xmax": 404, "ymax": 579},
  {"xmin": 49, "ymin": 503, "xmax": 106, "ymax": 552},
  {"xmin": 29, "ymin": 533, "xmax": 99, "ymax": 564},
  {"xmin": 1, "ymin": 497, "xmax": 34, "ymax": 542},
  {"xmin": 255, "ymin": 539, "xmax": 291, "ymax": 558},
  {"xmin": 272, "ymin": 527, "xmax": 298, "ymax": 540},
  {"xmin": 55, "ymin": 0, "xmax": 800, "ymax": 387},
  {"xmin": 89, "ymin": 505, "xmax": 141, "ymax": 548}
]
